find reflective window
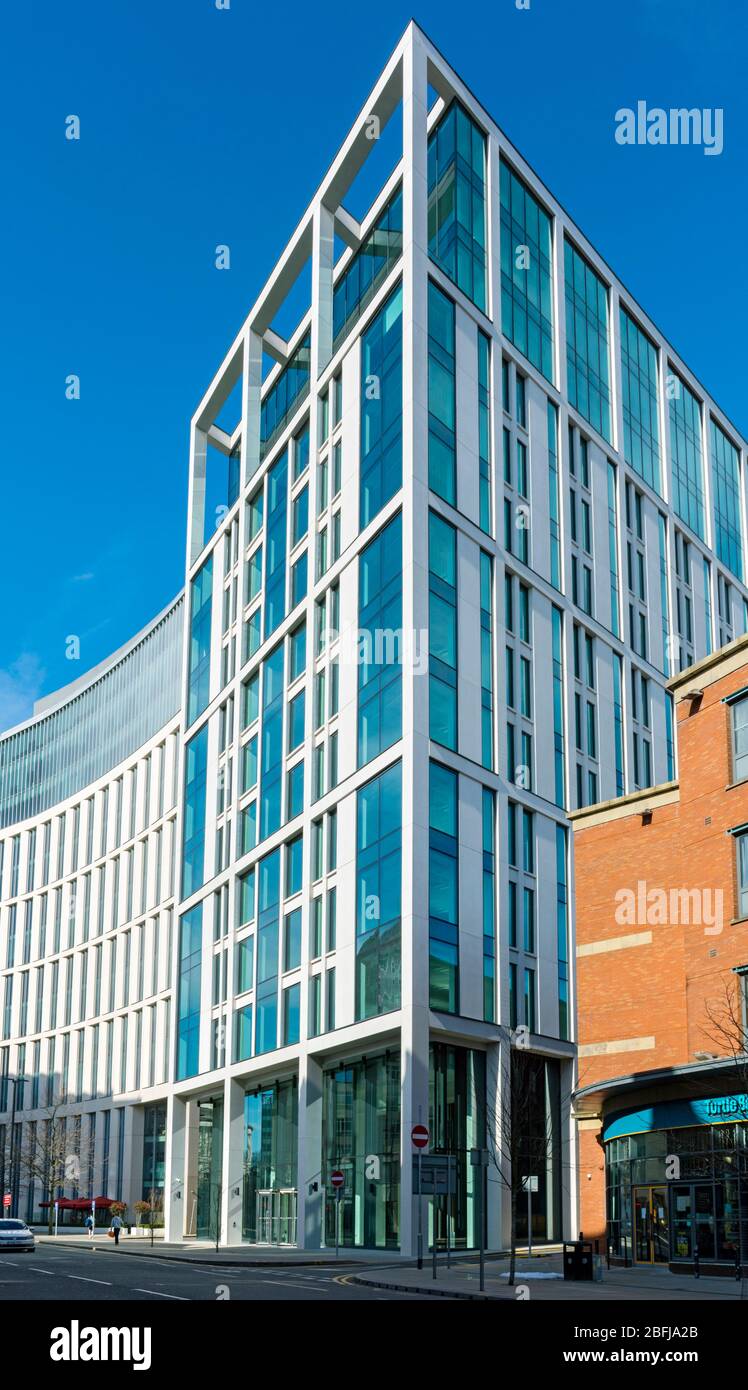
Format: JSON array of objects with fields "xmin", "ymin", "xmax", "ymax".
[
  {"xmin": 500, "ymin": 161, "xmax": 554, "ymax": 381},
  {"xmin": 429, "ymin": 761, "xmax": 459, "ymax": 1013},
  {"xmin": 260, "ymin": 334, "xmax": 311, "ymax": 462},
  {"xmin": 710, "ymin": 419, "xmax": 743, "ymax": 581},
  {"xmin": 564, "ymin": 240, "xmax": 611, "ymax": 442},
  {"xmin": 176, "ymin": 904, "xmax": 202, "ymax": 1080},
  {"xmin": 188, "ymin": 561, "xmax": 212, "ymax": 726},
  {"xmin": 429, "ymin": 512, "xmax": 457, "ymax": 749},
  {"xmin": 333, "ymin": 187, "xmax": 402, "ymax": 349},
  {"xmin": 264, "ymin": 451, "xmax": 289, "ymax": 639},
  {"xmin": 357, "ymin": 513, "xmax": 402, "ymax": 767},
  {"xmin": 360, "ymin": 285, "xmax": 403, "ymax": 528},
  {"xmin": 428, "ymin": 281, "xmax": 456, "ymax": 505},
  {"xmin": 322, "ymin": 1052, "xmax": 400, "ymax": 1249},
  {"xmin": 181, "ymin": 726, "xmax": 208, "ymax": 899},
  {"xmin": 668, "ymin": 373, "xmax": 704, "ymax": 540},
  {"xmin": 428, "ymin": 101, "xmax": 487, "ymax": 310},
  {"xmin": 620, "ymin": 307, "xmax": 660, "ymax": 492},
  {"xmin": 356, "ymin": 761, "xmax": 401, "ymax": 1021},
  {"xmin": 732, "ymin": 697, "xmax": 748, "ymax": 785},
  {"xmin": 255, "ymin": 850, "xmax": 280, "ymax": 1054},
  {"xmin": 259, "ymin": 644, "xmax": 285, "ymax": 842}
]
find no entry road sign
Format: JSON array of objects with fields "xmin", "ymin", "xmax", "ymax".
[{"xmin": 411, "ymin": 1124, "xmax": 429, "ymax": 1150}]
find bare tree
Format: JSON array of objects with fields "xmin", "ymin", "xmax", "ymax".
[
  {"xmin": 16, "ymin": 1103, "xmax": 92, "ymax": 1235},
  {"xmin": 134, "ymin": 1187, "xmax": 163, "ymax": 1247},
  {"xmin": 485, "ymin": 1032, "xmax": 574, "ymax": 1286},
  {"xmin": 702, "ymin": 977, "xmax": 748, "ymax": 1092}
]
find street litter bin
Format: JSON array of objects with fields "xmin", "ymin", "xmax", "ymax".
[{"xmin": 563, "ymin": 1240, "xmax": 594, "ymax": 1280}]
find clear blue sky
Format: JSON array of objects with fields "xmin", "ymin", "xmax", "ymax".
[{"xmin": 2, "ymin": 0, "xmax": 746, "ymax": 730}]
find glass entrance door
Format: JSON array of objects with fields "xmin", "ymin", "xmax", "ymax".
[
  {"xmin": 255, "ymin": 1189, "xmax": 297, "ymax": 1245},
  {"xmin": 634, "ymin": 1185, "xmax": 669, "ymax": 1264},
  {"xmin": 256, "ymin": 1191, "xmax": 273, "ymax": 1244}
]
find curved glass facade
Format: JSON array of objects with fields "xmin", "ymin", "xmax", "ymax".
[
  {"xmin": 0, "ymin": 597, "xmax": 184, "ymax": 831},
  {"xmin": 605, "ymin": 1096, "xmax": 748, "ymax": 1267}
]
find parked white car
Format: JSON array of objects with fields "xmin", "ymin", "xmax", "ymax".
[{"xmin": 0, "ymin": 1219, "xmax": 35, "ymax": 1252}]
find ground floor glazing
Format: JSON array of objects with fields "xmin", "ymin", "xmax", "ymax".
[
  {"xmin": 188, "ymin": 1041, "xmax": 567, "ymax": 1251},
  {"xmin": 605, "ymin": 1107, "xmax": 748, "ymax": 1267}
]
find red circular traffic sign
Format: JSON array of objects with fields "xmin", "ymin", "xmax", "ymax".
[
  {"xmin": 411, "ymin": 1124, "xmax": 430, "ymax": 1150},
  {"xmin": 2, "ymin": 1194, "xmax": 11, "ymax": 1207},
  {"xmin": 331, "ymin": 1169, "xmax": 344, "ymax": 1189}
]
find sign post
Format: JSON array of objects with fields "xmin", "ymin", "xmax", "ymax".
[
  {"xmin": 331, "ymin": 1170, "xmax": 344, "ymax": 1259},
  {"xmin": 54, "ymin": 1199, "xmax": 59, "ymax": 1238},
  {"xmin": 411, "ymin": 1124, "xmax": 429, "ymax": 1271}
]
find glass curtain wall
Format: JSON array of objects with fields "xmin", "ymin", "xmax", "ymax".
[
  {"xmin": 512, "ymin": 1052, "xmax": 563, "ymax": 1243},
  {"xmin": 322, "ymin": 1051, "xmax": 400, "ymax": 1250},
  {"xmin": 428, "ymin": 1043, "xmax": 486, "ymax": 1249},
  {"xmin": 500, "ymin": 161, "xmax": 554, "ymax": 381},
  {"xmin": 427, "ymin": 101, "xmax": 487, "ymax": 311},
  {"xmin": 141, "ymin": 1103, "xmax": 167, "ymax": 1219},
  {"xmin": 242, "ymin": 1079, "xmax": 298, "ymax": 1244},
  {"xmin": 355, "ymin": 761, "xmax": 402, "ymax": 1020},
  {"xmin": 196, "ymin": 1098, "xmax": 224, "ymax": 1241}
]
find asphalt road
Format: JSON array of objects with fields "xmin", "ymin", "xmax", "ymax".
[{"xmin": 0, "ymin": 1244, "xmax": 432, "ymax": 1301}]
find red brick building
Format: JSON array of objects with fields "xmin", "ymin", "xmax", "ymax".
[{"xmin": 571, "ymin": 636, "xmax": 748, "ymax": 1273}]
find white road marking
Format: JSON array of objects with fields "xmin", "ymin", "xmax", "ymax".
[
  {"xmin": 133, "ymin": 1288, "xmax": 189, "ymax": 1300},
  {"xmin": 259, "ymin": 1278, "xmax": 329, "ymax": 1291},
  {"xmin": 66, "ymin": 1274, "xmax": 112, "ymax": 1286},
  {"xmin": 28, "ymin": 1267, "xmax": 55, "ymax": 1274}
]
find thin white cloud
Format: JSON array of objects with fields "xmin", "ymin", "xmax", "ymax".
[
  {"xmin": 0, "ymin": 653, "xmax": 46, "ymax": 733},
  {"xmin": 70, "ymin": 572, "xmax": 95, "ymax": 583}
]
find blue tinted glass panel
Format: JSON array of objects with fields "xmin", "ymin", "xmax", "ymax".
[
  {"xmin": 669, "ymin": 374, "xmax": 704, "ymax": 539},
  {"xmin": 500, "ymin": 161, "xmax": 554, "ymax": 381},
  {"xmin": 710, "ymin": 419, "xmax": 743, "ymax": 580},
  {"xmin": 620, "ymin": 307, "xmax": 660, "ymax": 492},
  {"xmin": 260, "ymin": 334, "xmax": 311, "ymax": 461},
  {"xmin": 177, "ymin": 903, "xmax": 203, "ymax": 1080},
  {"xmin": 333, "ymin": 187, "xmax": 403, "ymax": 348},
  {"xmin": 358, "ymin": 512, "xmax": 402, "ymax": 767},
  {"xmin": 564, "ymin": 240, "xmax": 611, "ymax": 442},
  {"xmin": 428, "ymin": 101, "xmax": 487, "ymax": 310},
  {"xmin": 360, "ymin": 285, "xmax": 403, "ymax": 528},
  {"xmin": 181, "ymin": 725, "xmax": 208, "ymax": 899},
  {"xmin": 356, "ymin": 761, "xmax": 401, "ymax": 1021}
]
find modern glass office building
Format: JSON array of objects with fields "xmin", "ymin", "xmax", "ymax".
[{"xmin": 1, "ymin": 23, "xmax": 748, "ymax": 1249}]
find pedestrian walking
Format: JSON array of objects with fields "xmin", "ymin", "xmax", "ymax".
[
  {"xmin": 110, "ymin": 1213, "xmax": 123, "ymax": 1246},
  {"xmin": 84, "ymin": 1213, "xmax": 95, "ymax": 1240}
]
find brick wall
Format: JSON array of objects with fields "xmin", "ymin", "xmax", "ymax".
[{"xmin": 573, "ymin": 650, "xmax": 748, "ymax": 1241}]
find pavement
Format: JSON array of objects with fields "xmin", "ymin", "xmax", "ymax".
[{"xmin": 350, "ymin": 1251, "xmax": 748, "ymax": 1301}]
